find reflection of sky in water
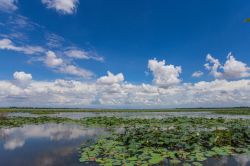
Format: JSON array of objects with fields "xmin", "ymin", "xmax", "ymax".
[
  {"xmin": 204, "ymin": 154, "xmax": 250, "ymax": 166},
  {"xmin": 0, "ymin": 124, "xmax": 105, "ymax": 150},
  {"xmin": 234, "ymin": 155, "xmax": 250, "ymax": 166},
  {"xmin": 0, "ymin": 123, "xmax": 249, "ymax": 166},
  {"xmin": 0, "ymin": 124, "xmax": 106, "ymax": 166},
  {"xmin": 8, "ymin": 112, "xmax": 250, "ymax": 119}
]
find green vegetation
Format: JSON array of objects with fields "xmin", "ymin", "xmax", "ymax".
[
  {"xmin": 1, "ymin": 107, "xmax": 250, "ymax": 115},
  {"xmin": 79, "ymin": 117, "xmax": 250, "ymax": 165},
  {"xmin": 1, "ymin": 112, "xmax": 250, "ymax": 166},
  {"xmin": 212, "ymin": 109, "xmax": 250, "ymax": 115},
  {"xmin": 79, "ymin": 116, "xmax": 250, "ymax": 127}
]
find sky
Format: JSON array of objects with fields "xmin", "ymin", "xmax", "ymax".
[{"xmin": 0, "ymin": 0, "xmax": 250, "ymax": 108}]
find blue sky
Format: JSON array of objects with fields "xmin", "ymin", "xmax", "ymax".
[{"xmin": 0, "ymin": 0, "xmax": 250, "ymax": 108}]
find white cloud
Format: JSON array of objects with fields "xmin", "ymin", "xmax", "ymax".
[
  {"xmin": 64, "ymin": 49, "xmax": 89, "ymax": 59},
  {"xmin": 13, "ymin": 71, "xmax": 32, "ymax": 88},
  {"xmin": 0, "ymin": 40, "xmax": 96, "ymax": 79},
  {"xmin": 205, "ymin": 53, "xmax": 250, "ymax": 79},
  {"xmin": 44, "ymin": 51, "xmax": 63, "ymax": 67},
  {"xmin": 0, "ymin": 38, "xmax": 45, "ymax": 55},
  {"xmin": 0, "ymin": 14, "xmax": 101, "ymax": 79},
  {"xmin": 0, "ymin": 38, "xmax": 18, "ymax": 50},
  {"xmin": 0, "ymin": 0, "xmax": 18, "ymax": 12},
  {"xmin": 1, "ymin": 72, "xmax": 250, "ymax": 108},
  {"xmin": 204, "ymin": 54, "xmax": 222, "ymax": 78},
  {"xmin": 192, "ymin": 71, "xmax": 203, "ymax": 78},
  {"xmin": 97, "ymin": 71, "xmax": 124, "ymax": 85},
  {"xmin": 1, "ymin": 55, "xmax": 250, "ymax": 108},
  {"xmin": 13, "ymin": 71, "xmax": 32, "ymax": 82},
  {"xmin": 58, "ymin": 65, "xmax": 93, "ymax": 78},
  {"xmin": 148, "ymin": 58, "xmax": 182, "ymax": 88},
  {"xmin": 64, "ymin": 49, "xmax": 104, "ymax": 61},
  {"xmin": 20, "ymin": 46, "xmax": 45, "ymax": 54},
  {"xmin": 41, "ymin": 0, "xmax": 79, "ymax": 14},
  {"xmin": 223, "ymin": 53, "xmax": 250, "ymax": 79},
  {"xmin": 44, "ymin": 51, "xmax": 94, "ymax": 78}
]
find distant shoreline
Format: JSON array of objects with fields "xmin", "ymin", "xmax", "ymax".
[{"xmin": 0, "ymin": 107, "xmax": 250, "ymax": 115}]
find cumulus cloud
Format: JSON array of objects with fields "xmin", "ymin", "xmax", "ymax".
[
  {"xmin": 97, "ymin": 71, "xmax": 124, "ymax": 85},
  {"xmin": 0, "ymin": 38, "xmax": 45, "ymax": 55},
  {"xmin": 223, "ymin": 53, "xmax": 250, "ymax": 78},
  {"xmin": 13, "ymin": 71, "xmax": 32, "ymax": 88},
  {"xmin": 1, "ymin": 54, "xmax": 250, "ymax": 108},
  {"xmin": 192, "ymin": 71, "xmax": 203, "ymax": 78},
  {"xmin": 1, "ymin": 71, "xmax": 250, "ymax": 108},
  {"xmin": 13, "ymin": 71, "xmax": 32, "ymax": 82},
  {"xmin": 0, "ymin": 0, "xmax": 18, "ymax": 12},
  {"xmin": 148, "ymin": 58, "xmax": 182, "ymax": 88},
  {"xmin": 205, "ymin": 53, "xmax": 250, "ymax": 79},
  {"xmin": 41, "ymin": 0, "xmax": 79, "ymax": 14},
  {"xmin": 44, "ymin": 51, "xmax": 63, "ymax": 67},
  {"xmin": 204, "ymin": 54, "xmax": 222, "ymax": 78},
  {"xmin": 44, "ymin": 50, "xmax": 93, "ymax": 78}
]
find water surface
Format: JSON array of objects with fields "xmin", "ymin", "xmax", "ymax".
[
  {"xmin": 0, "ymin": 123, "xmax": 106, "ymax": 166},
  {"xmin": 8, "ymin": 111, "xmax": 250, "ymax": 119}
]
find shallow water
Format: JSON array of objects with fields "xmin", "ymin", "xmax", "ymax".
[
  {"xmin": 204, "ymin": 155, "xmax": 250, "ymax": 166},
  {"xmin": 8, "ymin": 111, "xmax": 250, "ymax": 119},
  {"xmin": 0, "ymin": 123, "xmax": 106, "ymax": 166}
]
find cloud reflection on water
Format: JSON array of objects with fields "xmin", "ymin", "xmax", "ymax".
[{"xmin": 0, "ymin": 123, "xmax": 105, "ymax": 150}]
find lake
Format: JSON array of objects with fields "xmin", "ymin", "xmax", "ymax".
[{"xmin": 1, "ymin": 112, "xmax": 250, "ymax": 166}]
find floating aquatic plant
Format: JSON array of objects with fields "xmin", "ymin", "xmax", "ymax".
[{"xmin": 79, "ymin": 117, "xmax": 250, "ymax": 166}]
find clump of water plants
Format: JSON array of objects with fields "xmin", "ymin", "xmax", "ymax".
[{"xmin": 79, "ymin": 117, "xmax": 250, "ymax": 166}]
